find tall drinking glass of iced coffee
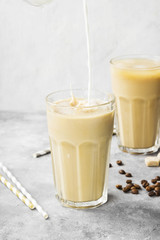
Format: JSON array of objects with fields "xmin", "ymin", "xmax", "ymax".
[
  {"xmin": 46, "ymin": 89, "xmax": 115, "ymax": 208},
  {"xmin": 110, "ymin": 55, "xmax": 160, "ymax": 154}
]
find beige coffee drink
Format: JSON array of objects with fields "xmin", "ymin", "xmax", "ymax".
[
  {"xmin": 46, "ymin": 90, "xmax": 115, "ymax": 208},
  {"xmin": 111, "ymin": 56, "xmax": 160, "ymax": 154}
]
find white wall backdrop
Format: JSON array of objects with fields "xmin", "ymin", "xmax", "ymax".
[{"xmin": 0, "ymin": 0, "xmax": 160, "ymax": 112}]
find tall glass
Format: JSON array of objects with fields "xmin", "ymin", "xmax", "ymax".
[
  {"xmin": 110, "ymin": 55, "xmax": 160, "ymax": 154},
  {"xmin": 46, "ymin": 89, "xmax": 115, "ymax": 208}
]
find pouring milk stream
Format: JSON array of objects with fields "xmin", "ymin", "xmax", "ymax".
[{"xmin": 26, "ymin": 0, "xmax": 92, "ymax": 106}]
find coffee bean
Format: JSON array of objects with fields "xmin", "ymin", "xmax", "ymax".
[
  {"xmin": 116, "ymin": 185, "xmax": 122, "ymax": 190},
  {"xmin": 155, "ymin": 176, "xmax": 160, "ymax": 181},
  {"xmin": 131, "ymin": 188, "xmax": 138, "ymax": 194},
  {"xmin": 119, "ymin": 169, "xmax": 126, "ymax": 174},
  {"xmin": 155, "ymin": 191, "xmax": 160, "ymax": 196},
  {"xmin": 146, "ymin": 186, "xmax": 152, "ymax": 192},
  {"xmin": 122, "ymin": 187, "xmax": 130, "ymax": 193},
  {"xmin": 150, "ymin": 185, "xmax": 155, "ymax": 190},
  {"xmin": 134, "ymin": 184, "xmax": 141, "ymax": 189},
  {"xmin": 125, "ymin": 173, "xmax": 132, "ymax": 177},
  {"xmin": 109, "ymin": 163, "xmax": 112, "ymax": 168},
  {"xmin": 131, "ymin": 186, "xmax": 136, "ymax": 190},
  {"xmin": 155, "ymin": 182, "xmax": 160, "ymax": 187},
  {"xmin": 155, "ymin": 187, "xmax": 160, "ymax": 192},
  {"xmin": 142, "ymin": 182, "xmax": 149, "ymax": 188},
  {"xmin": 141, "ymin": 180, "xmax": 147, "ymax": 184},
  {"xmin": 148, "ymin": 191, "xmax": 155, "ymax": 197},
  {"xmin": 151, "ymin": 179, "xmax": 157, "ymax": 184},
  {"xmin": 126, "ymin": 184, "xmax": 133, "ymax": 189},
  {"xmin": 126, "ymin": 179, "xmax": 132, "ymax": 184},
  {"xmin": 116, "ymin": 160, "xmax": 123, "ymax": 166}
]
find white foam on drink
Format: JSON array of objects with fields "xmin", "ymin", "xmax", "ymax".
[
  {"xmin": 53, "ymin": 98, "xmax": 108, "ymax": 116},
  {"xmin": 83, "ymin": 0, "xmax": 92, "ymax": 105}
]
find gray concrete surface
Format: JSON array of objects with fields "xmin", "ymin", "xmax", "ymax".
[{"xmin": 0, "ymin": 111, "xmax": 160, "ymax": 240}]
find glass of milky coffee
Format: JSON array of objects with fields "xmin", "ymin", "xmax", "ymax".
[
  {"xmin": 110, "ymin": 55, "xmax": 160, "ymax": 154},
  {"xmin": 46, "ymin": 89, "xmax": 115, "ymax": 208}
]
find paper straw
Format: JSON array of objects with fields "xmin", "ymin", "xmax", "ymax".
[
  {"xmin": 0, "ymin": 163, "xmax": 49, "ymax": 219},
  {"xmin": 32, "ymin": 148, "xmax": 51, "ymax": 158},
  {"xmin": 0, "ymin": 174, "xmax": 34, "ymax": 209}
]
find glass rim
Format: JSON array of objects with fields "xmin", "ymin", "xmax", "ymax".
[
  {"xmin": 110, "ymin": 54, "xmax": 160, "ymax": 70},
  {"xmin": 46, "ymin": 89, "xmax": 115, "ymax": 109}
]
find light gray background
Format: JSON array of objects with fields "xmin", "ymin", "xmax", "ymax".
[
  {"xmin": 0, "ymin": 2, "xmax": 160, "ymax": 239},
  {"xmin": 0, "ymin": 0, "xmax": 160, "ymax": 112}
]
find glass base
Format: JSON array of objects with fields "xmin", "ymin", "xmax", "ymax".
[
  {"xmin": 119, "ymin": 144, "xmax": 159, "ymax": 155},
  {"xmin": 55, "ymin": 194, "xmax": 108, "ymax": 209}
]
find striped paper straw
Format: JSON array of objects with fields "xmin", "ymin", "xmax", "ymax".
[
  {"xmin": 32, "ymin": 148, "xmax": 51, "ymax": 158},
  {"xmin": 0, "ymin": 162, "xmax": 49, "ymax": 219},
  {"xmin": 0, "ymin": 174, "xmax": 34, "ymax": 209}
]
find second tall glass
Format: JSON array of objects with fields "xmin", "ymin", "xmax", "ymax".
[{"xmin": 110, "ymin": 55, "xmax": 160, "ymax": 154}]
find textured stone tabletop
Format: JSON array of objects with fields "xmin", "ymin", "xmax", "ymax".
[{"xmin": 0, "ymin": 112, "xmax": 160, "ymax": 240}]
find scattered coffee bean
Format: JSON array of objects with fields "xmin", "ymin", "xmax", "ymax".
[
  {"xmin": 122, "ymin": 187, "xmax": 130, "ymax": 193},
  {"xmin": 148, "ymin": 191, "xmax": 155, "ymax": 197},
  {"xmin": 126, "ymin": 179, "xmax": 132, "ymax": 184},
  {"xmin": 125, "ymin": 173, "xmax": 132, "ymax": 177},
  {"xmin": 150, "ymin": 185, "xmax": 155, "ymax": 190},
  {"xmin": 134, "ymin": 184, "xmax": 141, "ymax": 189},
  {"xmin": 142, "ymin": 182, "xmax": 149, "ymax": 188},
  {"xmin": 155, "ymin": 182, "xmax": 160, "ymax": 187},
  {"xmin": 141, "ymin": 180, "xmax": 147, "ymax": 185},
  {"xmin": 126, "ymin": 184, "xmax": 133, "ymax": 189},
  {"xmin": 114, "ymin": 160, "xmax": 160, "ymax": 197},
  {"xmin": 155, "ymin": 176, "xmax": 160, "ymax": 181},
  {"xmin": 146, "ymin": 186, "xmax": 152, "ymax": 192},
  {"xmin": 116, "ymin": 160, "xmax": 123, "ymax": 166},
  {"xmin": 155, "ymin": 187, "xmax": 160, "ymax": 192},
  {"xmin": 131, "ymin": 188, "xmax": 138, "ymax": 194},
  {"xmin": 109, "ymin": 163, "xmax": 112, "ymax": 168},
  {"xmin": 155, "ymin": 191, "xmax": 160, "ymax": 196},
  {"xmin": 151, "ymin": 179, "xmax": 157, "ymax": 184},
  {"xmin": 116, "ymin": 185, "xmax": 122, "ymax": 190},
  {"xmin": 119, "ymin": 169, "xmax": 126, "ymax": 174}
]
